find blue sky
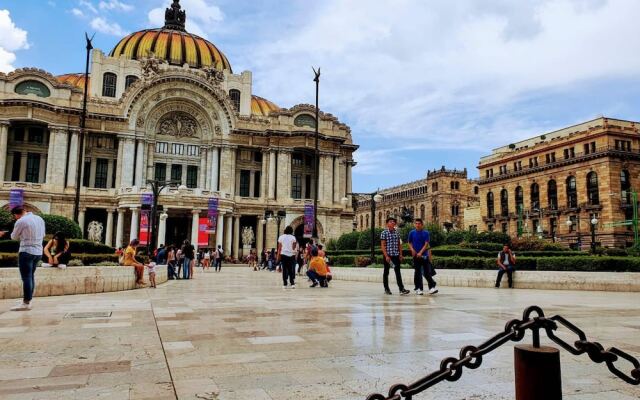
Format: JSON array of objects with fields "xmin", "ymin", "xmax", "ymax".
[{"xmin": 2, "ymin": 0, "xmax": 640, "ymax": 192}]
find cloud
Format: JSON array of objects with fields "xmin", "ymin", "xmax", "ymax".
[
  {"xmin": 147, "ymin": 0, "xmax": 223, "ymax": 37},
  {"xmin": 71, "ymin": 8, "xmax": 84, "ymax": 17},
  {"xmin": 98, "ymin": 0, "xmax": 133, "ymax": 12},
  {"xmin": 78, "ymin": 0, "xmax": 98, "ymax": 14},
  {"xmin": 0, "ymin": 9, "xmax": 29, "ymax": 73},
  {"xmin": 90, "ymin": 17, "xmax": 127, "ymax": 36}
]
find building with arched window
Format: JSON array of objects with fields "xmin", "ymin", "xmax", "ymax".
[
  {"xmin": 478, "ymin": 117, "xmax": 640, "ymax": 248},
  {"xmin": 0, "ymin": 0, "xmax": 357, "ymax": 257}
]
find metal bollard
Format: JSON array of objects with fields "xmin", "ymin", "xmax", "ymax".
[{"xmin": 514, "ymin": 344, "xmax": 562, "ymax": 400}]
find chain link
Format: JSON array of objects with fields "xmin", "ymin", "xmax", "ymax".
[{"xmin": 366, "ymin": 306, "xmax": 640, "ymax": 400}]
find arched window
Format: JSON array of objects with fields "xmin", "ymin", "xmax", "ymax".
[
  {"xmin": 294, "ymin": 114, "xmax": 316, "ymax": 128},
  {"xmin": 229, "ymin": 89, "xmax": 241, "ymax": 111},
  {"xmin": 420, "ymin": 204, "xmax": 425, "ymax": 219},
  {"xmin": 359, "ymin": 215, "xmax": 363, "ymax": 230},
  {"xmin": 125, "ymin": 75, "xmax": 138, "ymax": 89},
  {"xmin": 548, "ymin": 180, "xmax": 558, "ymax": 210},
  {"xmin": 487, "ymin": 192, "xmax": 494, "ymax": 218},
  {"xmin": 102, "ymin": 72, "xmax": 117, "ymax": 97},
  {"xmin": 365, "ymin": 214, "xmax": 369, "ymax": 228},
  {"xmin": 530, "ymin": 183, "xmax": 540, "ymax": 210},
  {"xmin": 474, "ymin": 186, "xmax": 479, "ymax": 195},
  {"xmin": 432, "ymin": 202, "xmax": 439, "ymax": 221},
  {"xmin": 515, "ymin": 186, "xmax": 523, "ymax": 212},
  {"xmin": 500, "ymin": 189, "xmax": 509, "ymax": 216},
  {"xmin": 621, "ymin": 170, "xmax": 631, "ymax": 204},
  {"xmin": 587, "ymin": 172, "xmax": 599, "ymax": 205},
  {"xmin": 566, "ymin": 176, "xmax": 577, "ymax": 208}
]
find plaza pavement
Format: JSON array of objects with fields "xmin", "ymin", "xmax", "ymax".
[{"xmin": 0, "ymin": 267, "xmax": 638, "ymax": 400}]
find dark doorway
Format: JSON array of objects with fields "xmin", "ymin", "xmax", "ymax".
[
  {"xmin": 165, "ymin": 212, "xmax": 191, "ymax": 247},
  {"xmin": 294, "ymin": 223, "xmax": 317, "ymax": 246}
]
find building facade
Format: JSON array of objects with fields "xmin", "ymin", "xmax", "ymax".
[
  {"xmin": 477, "ymin": 117, "xmax": 640, "ymax": 249},
  {"xmin": 0, "ymin": 1, "xmax": 357, "ymax": 256},
  {"xmin": 354, "ymin": 167, "xmax": 479, "ymax": 231}
]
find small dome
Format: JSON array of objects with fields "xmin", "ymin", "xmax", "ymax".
[
  {"xmin": 251, "ymin": 95, "xmax": 280, "ymax": 116},
  {"xmin": 57, "ymin": 73, "xmax": 89, "ymax": 91}
]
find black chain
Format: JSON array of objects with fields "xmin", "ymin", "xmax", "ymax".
[{"xmin": 366, "ymin": 306, "xmax": 640, "ymax": 400}]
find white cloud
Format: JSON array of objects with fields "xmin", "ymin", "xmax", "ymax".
[
  {"xmin": 90, "ymin": 17, "xmax": 127, "ymax": 36},
  {"xmin": 148, "ymin": 0, "xmax": 223, "ymax": 37},
  {"xmin": 0, "ymin": 9, "xmax": 29, "ymax": 73},
  {"xmin": 99, "ymin": 0, "xmax": 133, "ymax": 12},
  {"xmin": 79, "ymin": 0, "xmax": 98, "ymax": 14},
  {"xmin": 71, "ymin": 8, "xmax": 84, "ymax": 17},
  {"xmin": 241, "ymin": 0, "xmax": 640, "ymax": 153}
]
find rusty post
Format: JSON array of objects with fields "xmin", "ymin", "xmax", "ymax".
[{"xmin": 514, "ymin": 344, "xmax": 562, "ymax": 400}]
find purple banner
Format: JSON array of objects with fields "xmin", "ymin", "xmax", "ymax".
[
  {"xmin": 141, "ymin": 193, "xmax": 153, "ymax": 206},
  {"xmin": 304, "ymin": 204, "xmax": 314, "ymax": 238},
  {"xmin": 208, "ymin": 197, "xmax": 219, "ymax": 217},
  {"xmin": 9, "ymin": 189, "xmax": 24, "ymax": 209},
  {"xmin": 207, "ymin": 197, "xmax": 219, "ymax": 234}
]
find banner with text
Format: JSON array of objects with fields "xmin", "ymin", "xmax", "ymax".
[
  {"xmin": 9, "ymin": 189, "xmax": 24, "ymax": 209},
  {"xmin": 207, "ymin": 197, "xmax": 219, "ymax": 234},
  {"xmin": 198, "ymin": 217, "xmax": 210, "ymax": 247},
  {"xmin": 139, "ymin": 212, "xmax": 150, "ymax": 245},
  {"xmin": 304, "ymin": 204, "xmax": 314, "ymax": 238}
]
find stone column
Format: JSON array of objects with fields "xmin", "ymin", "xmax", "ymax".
[
  {"xmin": 135, "ymin": 140, "xmax": 145, "ymax": 187},
  {"xmin": 105, "ymin": 208, "xmax": 115, "ymax": 246},
  {"xmin": 347, "ymin": 161, "xmax": 353, "ymax": 205},
  {"xmin": 216, "ymin": 212, "xmax": 224, "ymax": 249},
  {"xmin": 276, "ymin": 150, "xmax": 291, "ymax": 202},
  {"xmin": 260, "ymin": 150, "xmax": 268, "ymax": 199},
  {"xmin": 199, "ymin": 147, "xmax": 207, "ymax": 190},
  {"xmin": 114, "ymin": 137, "xmax": 124, "ymax": 188},
  {"xmin": 78, "ymin": 208, "xmax": 86, "ymax": 237},
  {"xmin": 158, "ymin": 212, "xmax": 168, "ymax": 248},
  {"xmin": 318, "ymin": 156, "xmax": 325, "ymax": 205},
  {"xmin": 191, "ymin": 209, "xmax": 200, "ymax": 251},
  {"xmin": 130, "ymin": 207, "xmax": 139, "ymax": 241},
  {"xmin": 224, "ymin": 214, "xmax": 232, "ymax": 256},
  {"xmin": 205, "ymin": 148, "xmax": 212, "ymax": 190},
  {"xmin": 210, "ymin": 147, "xmax": 219, "ymax": 192},
  {"xmin": 324, "ymin": 156, "xmax": 334, "ymax": 204},
  {"xmin": 45, "ymin": 129, "xmax": 56, "ymax": 184},
  {"xmin": 333, "ymin": 156, "xmax": 341, "ymax": 204},
  {"xmin": 256, "ymin": 218, "xmax": 264, "ymax": 258},
  {"xmin": 146, "ymin": 142, "xmax": 155, "ymax": 182},
  {"xmin": 0, "ymin": 122, "xmax": 8, "ymax": 181},
  {"xmin": 115, "ymin": 208, "xmax": 125, "ymax": 248},
  {"xmin": 233, "ymin": 215, "xmax": 240, "ymax": 257},
  {"xmin": 268, "ymin": 150, "xmax": 276, "ymax": 199},
  {"xmin": 121, "ymin": 138, "xmax": 135, "ymax": 187}
]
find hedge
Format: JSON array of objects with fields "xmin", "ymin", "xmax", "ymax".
[
  {"xmin": 357, "ymin": 228, "xmax": 383, "ymax": 250},
  {"xmin": 0, "ymin": 240, "xmax": 114, "ymax": 254},
  {"xmin": 328, "ymin": 248, "xmax": 588, "ymax": 259},
  {"xmin": 336, "ymin": 231, "xmax": 361, "ymax": 250},
  {"xmin": 40, "ymin": 214, "xmax": 82, "ymax": 239},
  {"xmin": 0, "ymin": 208, "xmax": 13, "ymax": 230},
  {"xmin": 0, "ymin": 253, "xmax": 118, "ymax": 267}
]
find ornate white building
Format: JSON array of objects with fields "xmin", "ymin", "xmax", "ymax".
[{"xmin": 0, "ymin": 0, "xmax": 357, "ymax": 256}]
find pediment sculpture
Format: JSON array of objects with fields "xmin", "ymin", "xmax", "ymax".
[{"xmin": 158, "ymin": 111, "xmax": 198, "ymax": 138}]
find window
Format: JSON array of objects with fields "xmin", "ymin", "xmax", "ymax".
[
  {"xmin": 254, "ymin": 171, "xmax": 261, "ymax": 198},
  {"xmin": 451, "ymin": 205, "xmax": 460, "ymax": 216},
  {"xmin": 94, "ymin": 158, "xmax": 109, "ymax": 188},
  {"xmin": 529, "ymin": 157, "xmax": 538, "ymax": 168},
  {"xmin": 292, "ymin": 153, "xmax": 304, "ymax": 166},
  {"xmin": 102, "ymin": 72, "xmax": 117, "ymax": 97},
  {"xmin": 432, "ymin": 202, "xmax": 438, "ymax": 221},
  {"xmin": 366, "ymin": 214, "xmax": 369, "ymax": 228},
  {"xmin": 229, "ymin": 89, "xmax": 241, "ymax": 111},
  {"xmin": 587, "ymin": 172, "xmax": 599, "ymax": 205},
  {"xmin": 171, "ymin": 164, "xmax": 182, "ymax": 182},
  {"xmin": 378, "ymin": 211, "xmax": 382, "ymax": 227},
  {"xmin": 25, "ymin": 153, "xmax": 40, "ymax": 183},
  {"xmin": 82, "ymin": 159, "xmax": 90, "ymax": 187},
  {"xmin": 566, "ymin": 176, "xmax": 577, "ymax": 208},
  {"xmin": 514, "ymin": 161, "xmax": 522, "ymax": 171},
  {"xmin": 563, "ymin": 147, "xmax": 575, "ymax": 159},
  {"xmin": 186, "ymin": 165, "xmax": 198, "ymax": 188},
  {"xmin": 155, "ymin": 142, "xmax": 168, "ymax": 154},
  {"xmin": 359, "ymin": 215, "xmax": 363, "ymax": 230},
  {"xmin": 530, "ymin": 183, "xmax": 540, "ymax": 210},
  {"xmin": 532, "ymin": 219, "xmax": 539, "ymax": 234},
  {"xmin": 13, "ymin": 127, "xmax": 24, "ymax": 142},
  {"xmin": 485, "ymin": 168, "xmax": 494, "ymax": 178},
  {"xmin": 15, "ymin": 80, "xmax": 51, "ymax": 97},
  {"xmin": 487, "ymin": 192, "xmax": 494, "ymax": 218},
  {"xmin": 568, "ymin": 215, "xmax": 577, "ymax": 232},
  {"xmin": 432, "ymin": 182, "xmax": 438, "ymax": 191},
  {"xmin": 171, "ymin": 143, "xmax": 184, "ymax": 155},
  {"xmin": 545, "ymin": 153, "xmax": 555, "ymax": 164},
  {"xmin": 499, "ymin": 165, "xmax": 507, "ymax": 175},
  {"xmin": 488, "ymin": 224, "xmax": 494, "ymax": 232},
  {"xmin": 548, "ymin": 180, "xmax": 558, "ymax": 210},
  {"xmin": 28, "ymin": 127, "xmax": 44, "ymax": 143},
  {"xmin": 155, "ymin": 163, "xmax": 166, "ymax": 181},
  {"xmin": 515, "ymin": 186, "xmax": 523, "ymax": 211},
  {"xmin": 621, "ymin": 170, "xmax": 631, "ymax": 205},
  {"xmin": 186, "ymin": 145, "xmax": 199, "ymax": 157},
  {"xmin": 239, "ymin": 170, "xmax": 251, "ymax": 197},
  {"xmin": 294, "ymin": 114, "xmax": 317, "ymax": 128},
  {"xmin": 11, "ymin": 152, "xmax": 21, "ymax": 181},
  {"xmin": 500, "ymin": 189, "xmax": 509, "ymax": 216},
  {"xmin": 292, "ymin": 173, "xmax": 302, "ymax": 199},
  {"xmin": 125, "ymin": 75, "xmax": 138, "ymax": 89},
  {"xmin": 474, "ymin": 186, "xmax": 479, "ymax": 195},
  {"xmin": 501, "ymin": 222, "xmax": 508, "ymax": 234}
]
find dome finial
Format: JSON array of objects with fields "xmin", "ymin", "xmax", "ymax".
[{"xmin": 164, "ymin": 0, "xmax": 186, "ymax": 31}]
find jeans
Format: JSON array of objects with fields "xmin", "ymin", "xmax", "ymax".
[
  {"xmin": 167, "ymin": 261, "xmax": 177, "ymax": 279},
  {"xmin": 183, "ymin": 257, "xmax": 191, "ymax": 279},
  {"xmin": 306, "ymin": 270, "xmax": 326, "ymax": 284},
  {"xmin": 383, "ymin": 255, "xmax": 405, "ymax": 291},
  {"xmin": 413, "ymin": 256, "xmax": 437, "ymax": 291},
  {"xmin": 18, "ymin": 252, "xmax": 39, "ymax": 302},
  {"xmin": 216, "ymin": 258, "xmax": 222, "ymax": 271},
  {"xmin": 281, "ymin": 255, "xmax": 296, "ymax": 286},
  {"xmin": 496, "ymin": 267, "xmax": 514, "ymax": 288}
]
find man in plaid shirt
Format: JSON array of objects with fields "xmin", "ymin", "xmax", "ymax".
[{"xmin": 380, "ymin": 216, "xmax": 410, "ymax": 295}]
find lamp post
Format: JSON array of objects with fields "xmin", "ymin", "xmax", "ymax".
[
  {"xmin": 312, "ymin": 67, "xmax": 321, "ymax": 241},
  {"xmin": 533, "ymin": 207, "xmax": 543, "ymax": 239},
  {"xmin": 566, "ymin": 213, "xmax": 582, "ymax": 251},
  {"xmin": 144, "ymin": 179, "xmax": 182, "ymax": 255},
  {"xmin": 342, "ymin": 192, "xmax": 383, "ymax": 264},
  {"xmin": 590, "ymin": 217, "xmax": 598, "ymax": 254}
]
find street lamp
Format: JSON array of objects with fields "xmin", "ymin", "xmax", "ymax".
[
  {"xmin": 145, "ymin": 179, "xmax": 181, "ymax": 255},
  {"xmin": 566, "ymin": 215, "xmax": 582, "ymax": 251},
  {"xmin": 342, "ymin": 192, "xmax": 383, "ymax": 265},
  {"xmin": 590, "ymin": 217, "xmax": 598, "ymax": 254}
]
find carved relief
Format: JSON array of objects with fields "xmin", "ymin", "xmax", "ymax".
[
  {"xmin": 158, "ymin": 111, "xmax": 198, "ymax": 138},
  {"xmin": 136, "ymin": 116, "xmax": 145, "ymax": 128},
  {"xmin": 215, "ymin": 125, "xmax": 221, "ymax": 135},
  {"xmin": 202, "ymin": 66, "xmax": 224, "ymax": 85},
  {"xmin": 141, "ymin": 54, "xmax": 163, "ymax": 80}
]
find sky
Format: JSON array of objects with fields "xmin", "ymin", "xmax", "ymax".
[{"xmin": 2, "ymin": 0, "xmax": 640, "ymax": 192}]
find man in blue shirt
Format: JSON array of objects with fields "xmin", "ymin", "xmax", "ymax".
[{"xmin": 408, "ymin": 218, "xmax": 438, "ymax": 295}]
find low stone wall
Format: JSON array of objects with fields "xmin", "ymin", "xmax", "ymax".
[
  {"xmin": 0, "ymin": 265, "xmax": 168, "ymax": 299},
  {"xmin": 331, "ymin": 267, "xmax": 640, "ymax": 292}
]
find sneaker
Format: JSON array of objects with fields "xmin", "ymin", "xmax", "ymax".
[
  {"xmin": 310, "ymin": 281, "xmax": 318, "ymax": 288},
  {"xmin": 290, "ymin": 284, "xmax": 296, "ymax": 289},
  {"xmin": 57, "ymin": 264, "xmax": 67, "ymax": 269},
  {"xmin": 10, "ymin": 302, "xmax": 31, "ymax": 311},
  {"xmin": 41, "ymin": 263, "xmax": 52, "ymax": 268},
  {"xmin": 283, "ymin": 285, "xmax": 288, "ymax": 289},
  {"xmin": 385, "ymin": 290, "xmax": 393, "ymax": 295},
  {"xmin": 428, "ymin": 288, "xmax": 439, "ymax": 295},
  {"xmin": 416, "ymin": 289, "xmax": 424, "ymax": 295},
  {"xmin": 400, "ymin": 289, "xmax": 410, "ymax": 295}
]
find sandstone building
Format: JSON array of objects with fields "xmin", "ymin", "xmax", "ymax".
[
  {"xmin": 477, "ymin": 117, "xmax": 639, "ymax": 249},
  {"xmin": 354, "ymin": 167, "xmax": 479, "ymax": 231},
  {"xmin": 0, "ymin": 0, "xmax": 357, "ymax": 256}
]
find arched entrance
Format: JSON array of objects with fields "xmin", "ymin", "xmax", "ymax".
[{"xmin": 289, "ymin": 215, "xmax": 324, "ymax": 245}]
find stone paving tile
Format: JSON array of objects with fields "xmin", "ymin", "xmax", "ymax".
[{"xmin": 0, "ymin": 268, "xmax": 639, "ymax": 399}]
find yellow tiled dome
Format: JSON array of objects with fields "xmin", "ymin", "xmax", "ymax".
[
  {"xmin": 251, "ymin": 95, "xmax": 280, "ymax": 116},
  {"xmin": 56, "ymin": 73, "xmax": 89, "ymax": 91}
]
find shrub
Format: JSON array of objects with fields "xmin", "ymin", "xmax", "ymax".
[
  {"xmin": 431, "ymin": 248, "xmax": 490, "ymax": 257},
  {"xmin": 444, "ymin": 230, "xmax": 467, "ymax": 245},
  {"xmin": 510, "ymin": 237, "xmax": 570, "ymax": 251},
  {"xmin": 459, "ymin": 242, "xmax": 504, "ymax": 252},
  {"xmin": 476, "ymin": 231, "xmax": 511, "ymax": 245},
  {"xmin": 603, "ymin": 248, "xmax": 628, "ymax": 257},
  {"xmin": 40, "ymin": 214, "xmax": 82, "ymax": 239},
  {"xmin": 354, "ymin": 256, "xmax": 372, "ymax": 267},
  {"xmin": 357, "ymin": 228, "xmax": 383, "ymax": 250},
  {"xmin": 0, "ymin": 208, "xmax": 13, "ymax": 230},
  {"xmin": 537, "ymin": 257, "xmax": 640, "ymax": 272},
  {"xmin": 325, "ymin": 239, "xmax": 338, "ymax": 252},
  {"xmin": 332, "ymin": 255, "xmax": 357, "ymax": 266},
  {"xmin": 0, "ymin": 239, "xmax": 113, "ymax": 254},
  {"xmin": 336, "ymin": 231, "xmax": 361, "ymax": 250}
]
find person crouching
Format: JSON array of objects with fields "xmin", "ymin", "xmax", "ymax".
[{"xmin": 306, "ymin": 246, "xmax": 329, "ymax": 288}]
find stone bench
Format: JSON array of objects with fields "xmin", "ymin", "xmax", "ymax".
[
  {"xmin": 330, "ymin": 267, "xmax": 640, "ymax": 292},
  {"xmin": 0, "ymin": 265, "xmax": 168, "ymax": 299}
]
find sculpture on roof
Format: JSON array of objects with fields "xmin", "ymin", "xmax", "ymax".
[{"xmin": 164, "ymin": 0, "xmax": 186, "ymax": 31}]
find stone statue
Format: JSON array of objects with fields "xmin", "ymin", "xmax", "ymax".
[
  {"xmin": 202, "ymin": 66, "xmax": 224, "ymax": 85},
  {"xmin": 158, "ymin": 111, "xmax": 197, "ymax": 138},
  {"xmin": 141, "ymin": 54, "xmax": 161, "ymax": 80},
  {"xmin": 164, "ymin": 0, "xmax": 186, "ymax": 31},
  {"xmin": 87, "ymin": 221, "xmax": 103, "ymax": 243},
  {"xmin": 241, "ymin": 226, "xmax": 254, "ymax": 247}
]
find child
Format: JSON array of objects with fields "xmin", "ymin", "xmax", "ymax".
[{"xmin": 147, "ymin": 261, "xmax": 157, "ymax": 288}]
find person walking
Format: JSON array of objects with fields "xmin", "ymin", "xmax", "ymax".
[
  {"xmin": 167, "ymin": 245, "xmax": 177, "ymax": 279},
  {"xmin": 215, "ymin": 244, "xmax": 224, "ymax": 271},
  {"xmin": 380, "ymin": 216, "xmax": 410, "ymax": 295},
  {"xmin": 408, "ymin": 218, "xmax": 438, "ymax": 295},
  {"xmin": 0, "ymin": 206, "xmax": 45, "ymax": 311},
  {"xmin": 495, "ymin": 244, "xmax": 516, "ymax": 288},
  {"xmin": 277, "ymin": 226, "xmax": 298, "ymax": 289},
  {"xmin": 181, "ymin": 240, "xmax": 194, "ymax": 279},
  {"xmin": 175, "ymin": 245, "xmax": 184, "ymax": 278}
]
